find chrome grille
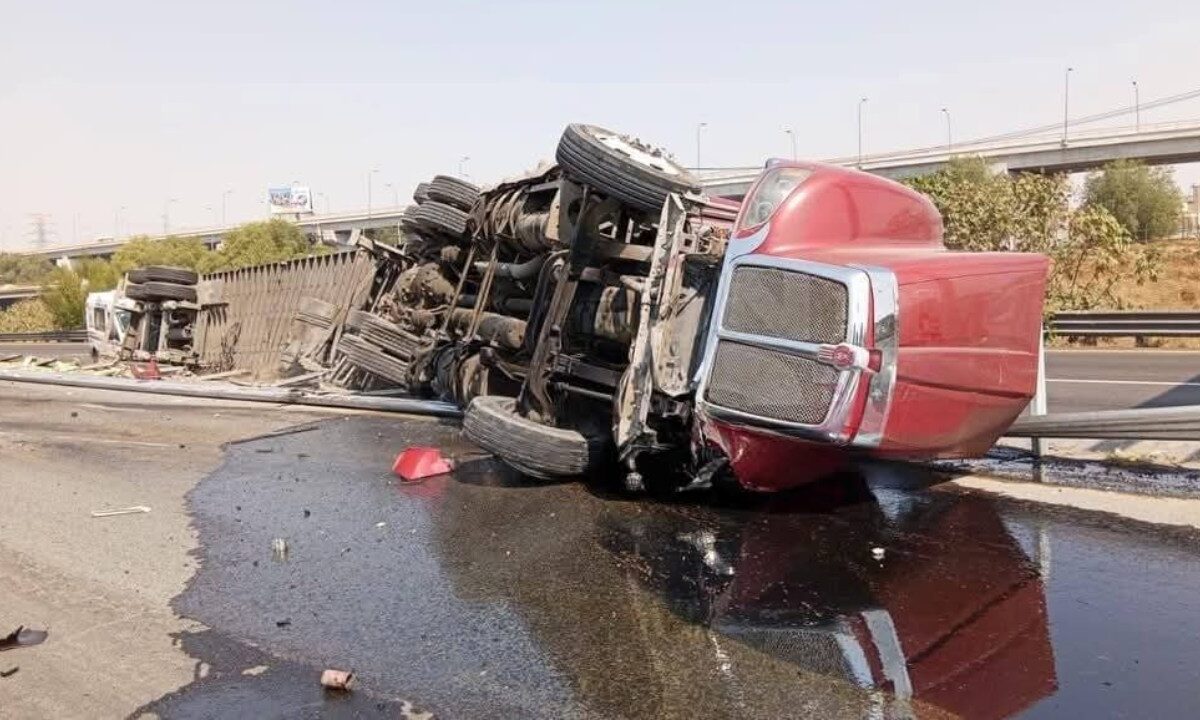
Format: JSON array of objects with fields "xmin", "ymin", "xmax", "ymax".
[
  {"xmin": 706, "ymin": 341, "xmax": 838, "ymax": 425},
  {"xmin": 723, "ymin": 267, "xmax": 847, "ymax": 344}
]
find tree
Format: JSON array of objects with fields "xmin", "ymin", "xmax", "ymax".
[
  {"xmin": 112, "ymin": 235, "xmax": 212, "ymax": 274},
  {"xmin": 1083, "ymin": 159, "xmax": 1182, "ymax": 241},
  {"xmin": 39, "ymin": 260, "xmax": 120, "ymax": 329},
  {"xmin": 0, "ymin": 253, "xmax": 53, "ymax": 285},
  {"xmin": 201, "ymin": 219, "xmax": 320, "ymax": 272},
  {"xmin": 904, "ymin": 156, "xmax": 1159, "ymax": 312}
]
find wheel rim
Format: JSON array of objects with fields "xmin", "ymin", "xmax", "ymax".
[{"xmin": 591, "ymin": 130, "xmax": 684, "ymax": 177}]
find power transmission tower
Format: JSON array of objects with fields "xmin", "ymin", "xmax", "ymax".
[{"xmin": 27, "ymin": 213, "xmax": 55, "ymax": 249}]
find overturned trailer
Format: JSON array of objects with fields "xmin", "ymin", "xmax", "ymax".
[{"xmin": 188, "ymin": 124, "xmax": 1049, "ymax": 494}]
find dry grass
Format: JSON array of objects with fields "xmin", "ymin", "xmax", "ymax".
[{"xmin": 1053, "ymin": 237, "xmax": 1200, "ymax": 349}]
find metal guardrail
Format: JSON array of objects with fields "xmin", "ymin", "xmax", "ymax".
[
  {"xmin": 0, "ymin": 330, "xmax": 87, "ymax": 343},
  {"xmin": 1010, "ymin": 405, "xmax": 1200, "ymax": 441},
  {"xmin": 1050, "ymin": 311, "xmax": 1200, "ymax": 338}
]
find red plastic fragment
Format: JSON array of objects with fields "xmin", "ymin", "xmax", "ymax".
[
  {"xmin": 393, "ymin": 447, "xmax": 455, "ymax": 482},
  {"xmin": 130, "ymin": 358, "xmax": 161, "ymax": 380}
]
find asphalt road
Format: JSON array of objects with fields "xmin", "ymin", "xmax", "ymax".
[
  {"xmin": 4, "ymin": 380, "xmax": 1200, "ymax": 718},
  {"xmin": 1046, "ymin": 349, "xmax": 1200, "ymax": 412}
]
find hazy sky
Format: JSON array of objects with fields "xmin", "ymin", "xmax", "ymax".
[{"xmin": 3, "ymin": 0, "xmax": 1199, "ymax": 249}]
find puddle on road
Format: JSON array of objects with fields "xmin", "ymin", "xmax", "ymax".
[{"xmin": 159, "ymin": 416, "xmax": 1200, "ymax": 719}]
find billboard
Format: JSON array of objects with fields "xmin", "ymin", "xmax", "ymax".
[{"xmin": 268, "ymin": 185, "xmax": 313, "ymax": 215}]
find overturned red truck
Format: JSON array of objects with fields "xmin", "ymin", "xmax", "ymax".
[{"xmin": 352, "ymin": 125, "xmax": 1048, "ymax": 493}]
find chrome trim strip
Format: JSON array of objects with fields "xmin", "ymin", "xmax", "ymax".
[
  {"xmin": 718, "ymin": 330, "xmax": 823, "ymax": 359},
  {"xmin": 849, "ymin": 264, "xmax": 899, "ymax": 448},
  {"xmin": 696, "ymin": 252, "xmax": 874, "ymax": 444}
]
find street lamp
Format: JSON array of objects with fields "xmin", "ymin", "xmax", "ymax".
[
  {"xmin": 163, "ymin": 198, "xmax": 179, "ymax": 236},
  {"xmin": 458, "ymin": 156, "xmax": 471, "ymax": 178},
  {"xmin": 696, "ymin": 122, "xmax": 708, "ymax": 167},
  {"xmin": 1062, "ymin": 67, "xmax": 1074, "ymax": 145},
  {"xmin": 367, "ymin": 168, "xmax": 380, "ymax": 219},
  {"xmin": 941, "ymin": 107, "xmax": 952, "ymax": 151},
  {"xmin": 221, "ymin": 190, "xmax": 233, "ymax": 226},
  {"xmin": 1132, "ymin": 80, "xmax": 1140, "ymax": 131},
  {"xmin": 784, "ymin": 127, "xmax": 797, "ymax": 160},
  {"xmin": 857, "ymin": 97, "xmax": 868, "ymax": 167},
  {"xmin": 114, "ymin": 205, "xmax": 126, "ymax": 240}
]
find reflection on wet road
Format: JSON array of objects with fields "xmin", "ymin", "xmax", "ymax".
[{"xmin": 142, "ymin": 415, "xmax": 1200, "ymax": 719}]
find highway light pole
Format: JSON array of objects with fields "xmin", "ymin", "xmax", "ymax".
[
  {"xmin": 114, "ymin": 205, "xmax": 126, "ymax": 240},
  {"xmin": 163, "ymin": 198, "xmax": 178, "ymax": 236},
  {"xmin": 695, "ymin": 122, "xmax": 707, "ymax": 167},
  {"xmin": 367, "ymin": 168, "xmax": 379, "ymax": 219},
  {"xmin": 386, "ymin": 182, "xmax": 401, "ymax": 239},
  {"xmin": 784, "ymin": 127, "xmax": 797, "ymax": 160},
  {"xmin": 1062, "ymin": 67, "xmax": 1073, "ymax": 145},
  {"xmin": 941, "ymin": 107, "xmax": 952, "ymax": 151},
  {"xmin": 1132, "ymin": 80, "xmax": 1140, "ymax": 131},
  {"xmin": 857, "ymin": 97, "xmax": 868, "ymax": 167},
  {"xmin": 458, "ymin": 156, "xmax": 471, "ymax": 178}
]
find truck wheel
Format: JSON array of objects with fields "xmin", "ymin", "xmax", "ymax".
[
  {"xmin": 414, "ymin": 201, "xmax": 468, "ymax": 237},
  {"xmin": 339, "ymin": 334, "xmax": 410, "ymax": 385},
  {"xmin": 400, "ymin": 204, "xmax": 421, "ymax": 230},
  {"xmin": 124, "ymin": 281, "xmax": 197, "ymax": 302},
  {"xmin": 426, "ymin": 175, "xmax": 480, "ymax": 211},
  {"xmin": 413, "ymin": 182, "xmax": 431, "ymax": 204},
  {"xmin": 128, "ymin": 266, "xmax": 199, "ymax": 285},
  {"xmin": 556, "ymin": 124, "xmax": 699, "ymax": 212},
  {"xmin": 463, "ymin": 396, "xmax": 605, "ymax": 478},
  {"xmin": 348, "ymin": 310, "xmax": 421, "ymax": 359}
]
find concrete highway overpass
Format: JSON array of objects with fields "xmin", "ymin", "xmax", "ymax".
[
  {"xmin": 697, "ymin": 120, "xmax": 1200, "ymax": 198},
  {"xmin": 16, "ymin": 207, "xmax": 409, "ymax": 267}
]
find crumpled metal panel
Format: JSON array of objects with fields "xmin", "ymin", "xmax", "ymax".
[{"xmin": 193, "ymin": 250, "xmax": 376, "ymax": 379}]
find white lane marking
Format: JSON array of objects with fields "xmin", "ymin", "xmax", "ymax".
[{"xmin": 1048, "ymin": 378, "xmax": 1200, "ymax": 387}]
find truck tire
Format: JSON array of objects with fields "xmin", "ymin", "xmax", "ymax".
[
  {"xmin": 347, "ymin": 310, "xmax": 421, "ymax": 359},
  {"xmin": 339, "ymin": 334, "xmax": 410, "ymax": 385},
  {"xmin": 463, "ymin": 396, "xmax": 605, "ymax": 478},
  {"xmin": 556, "ymin": 124, "xmax": 698, "ymax": 212},
  {"xmin": 124, "ymin": 281, "xmax": 198, "ymax": 302},
  {"xmin": 413, "ymin": 182, "xmax": 431, "ymax": 204},
  {"xmin": 414, "ymin": 201, "xmax": 468, "ymax": 237},
  {"xmin": 400, "ymin": 204, "xmax": 421, "ymax": 230},
  {"xmin": 127, "ymin": 266, "xmax": 199, "ymax": 286},
  {"xmin": 426, "ymin": 175, "xmax": 480, "ymax": 211}
]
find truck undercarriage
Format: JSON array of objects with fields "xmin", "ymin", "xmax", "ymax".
[{"xmin": 105, "ymin": 123, "xmax": 1045, "ymax": 494}]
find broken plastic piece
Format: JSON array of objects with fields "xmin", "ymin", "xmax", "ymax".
[
  {"xmin": 320, "ymin": 668, "xmax": 354, "ymax": 691},
  {"xmin": 393, "ymin": 447, "xmax": 455, "ymax": 482},
  {"xmin": 0, "ymin": 626, "xmax": 48, "ymax": 652},
  {"xmin": 130, "ymin": 358, "xmax": 161, "ymax": 380}
]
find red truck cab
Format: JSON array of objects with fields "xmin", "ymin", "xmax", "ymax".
[{"xmin": 697, "ymin": 162, "xmax": 1048, "ymax": 491}]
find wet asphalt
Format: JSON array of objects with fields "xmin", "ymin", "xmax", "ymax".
[{"xmin": 138, "ymin": 414, "xmax": 1200, "ymax": 719}]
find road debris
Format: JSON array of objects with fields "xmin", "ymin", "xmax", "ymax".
[
  {"xmin": 320, "ymin": 668, "xmax": 354, "ymax": 691},
  {"xmin": 871, "ymin": 547, "xmax": 886, "ymax": 560},
  {"xmin": 271, "ymin": 537, "xmax": 289, "ymax": 562},
  {"xmin": 393, "ymin": 447, "xmax": 455, "ymax": 482},
  {"xmin": 0, "ymin": 667, "xmax": 17, "ymax": 678},
  {"xmin": 0, "ymin": 626, "xmax": 48, "ymax": 652},
  {"xmin": 90, "ymin": 505, "xmax": 151, "ymax": 518}
]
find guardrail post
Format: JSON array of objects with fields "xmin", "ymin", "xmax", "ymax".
[{"xmin": 1030, "ymin": 325, "xmax": 1048, "ymax": 463}]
